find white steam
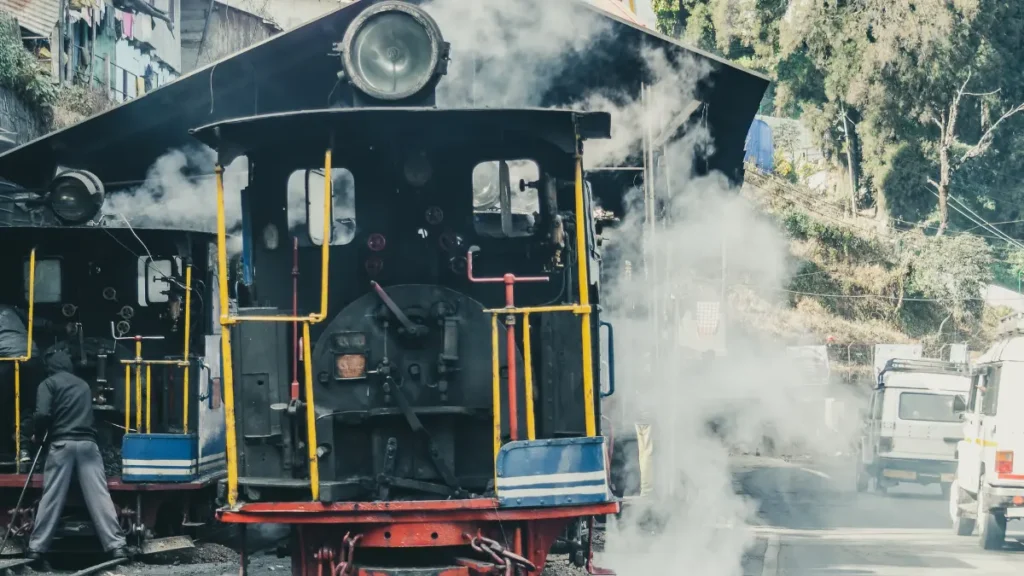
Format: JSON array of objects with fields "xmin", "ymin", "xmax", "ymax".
[{"xmin": 101, "ymin": 146, "xmax": 247, "ymax": 253}]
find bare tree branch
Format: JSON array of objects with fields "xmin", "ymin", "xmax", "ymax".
[
  {"xmin": 963, "ymin": 88, "xmax": 1001, "ymax": 98},
  {"xmin": 959, "ymin": 101, "xmax": 1024, "ymax": 163},
  {"xmin": 927, "ymin": 178, "xmax": 941, "ymax": 190}
]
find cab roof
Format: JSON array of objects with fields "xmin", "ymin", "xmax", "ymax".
[{"xmin": 0, "ymin": 0, "xmax": 767, "ymax": 191}]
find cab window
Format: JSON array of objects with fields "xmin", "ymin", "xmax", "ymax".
[
  {"xmin": 968, "ymin": 372, "xmax": 984, "ymax": 412},
  {"xmin": 472, "ymin": 159, "xmax": 540, "ymax": 238},
  {"xmin": 24, "ymin": 258, "xmax": 61, "ymax": 303},
  {"xmin": 287, "ymin": 168, "xmax": 356, "ymax": 246},
  {"xmin": 981, "ymin": 365, "xmax": 1000, "ymax": 417}
]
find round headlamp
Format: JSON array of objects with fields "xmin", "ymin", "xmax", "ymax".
[
  {"xmin": 341, "ymin": 1, "xmax": 448, "ymax": 101},
  {"xmin": 48, "ymin": 169, "xmax": 105, "ymax": 224}
]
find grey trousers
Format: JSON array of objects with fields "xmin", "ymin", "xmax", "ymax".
[{"xmin": 27, "ymin": 440, "xmax": 127, "ymax": 553}]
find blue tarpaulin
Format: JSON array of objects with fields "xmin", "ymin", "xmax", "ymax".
[{"xmin": 744, "ymin": 119, "xmax": 773, "ymax": 172}]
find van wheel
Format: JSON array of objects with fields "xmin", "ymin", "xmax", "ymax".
[
  {"xmin": 977, "ymin": 477, "xmax": 1006, "ymax": 550},
  {"xmin": 950, "ymin": 480, "xmax": 975, "ymax": 536}
]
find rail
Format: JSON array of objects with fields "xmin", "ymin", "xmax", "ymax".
[
  {"xmin": 215, "ymin": 149, "xmax": 332, "ymax": 506},
  {"xmin": 1, "ymin": 249, "xmax": 35, "ymax": 474},
  {"xmin": 473, "ymin": 157, "xmax": 599, "ymax": 486},
  {"xmin": 116, "ymin": 265, "xmax": 194, "ymax": 434}
]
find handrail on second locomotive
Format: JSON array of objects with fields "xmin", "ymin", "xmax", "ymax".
[
  {"xmin": 116, "ymin": 265, "xmax": 194, "ymax": 434},
  {"xmin": 3, "ymin": 248, "xmax": 36, "ymax": 474},
  {"xmin": 214, "ymin": 149, "xmax": 331, "ymax": 507}
]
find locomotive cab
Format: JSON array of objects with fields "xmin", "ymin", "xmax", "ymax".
[
  {"xmin": 194, "ymin": 106, "xmax": 615, "ymax": 502},
  {"xmin": 191, "ymin": 2, "xmax": 621, "ymax": 574}
]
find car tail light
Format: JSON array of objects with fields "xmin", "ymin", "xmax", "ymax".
[
  {"xmin": 878, "ymin": 437, "xmax": 893, "ymax": 453},
  {"xmin": 996, "ymin": 451, "xmax": 1014, "ymax": 475},
  {"xmin": 336, "ymin": 354, "xmax": 367, "ymax": 380}
]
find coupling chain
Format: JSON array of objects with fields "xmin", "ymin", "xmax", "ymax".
[{"xmin": 465, "ymin": 533, "xmax": 537, "ymax": 576}]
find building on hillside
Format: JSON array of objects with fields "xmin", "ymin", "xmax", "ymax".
[
  {"xmin": 0, "ymin": 0, "xmax": 181, "ymax": 103},
  {"xmin": 180, "ymin": 0, "xmax": 281, "ymax": 73}
]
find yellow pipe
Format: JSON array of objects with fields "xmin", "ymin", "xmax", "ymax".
[
  {"xmin": 145, "ymin": 364, "xmax": 152, "ymax": 433},
  {"xmin": 183, "ymin": 265, "xmax": 192, "ymax": 434},
  {"xmin": 483, "ymin": 305, "xmax": 589, "ymax": 315},
  {"xmin": 124, "ymin": 363, "xmax": 131, "ymax": 432},
  {"xmin": 302, "ymin": 322, "xmax": 320, "ymax": 500},
  {"xmin": 574, "ymin": 157, "xmax": 597, "ymax": 437},
  {"xmin": 24, "ymin": 249, "xmax": 34, "ymax": 361},
  {"xmin": 491, "ymin": 314, "xmax": 500, "ymax": 481},
  {"xmin": 135, "ymin": 339, "xmax": 142, "ymax": 432},
  {"xmin": 216, "ymin": 165, "xmax": 240, "ymax": 506},
  {"xmin": 317, "ymin": 150, "xmax": 331, "ymax": 322},
  {"xmin": 522, "ymin": 314, "xmax": 535, "ymax": 441},
  {"xmin": 14, "ymin": 361, "xmax": 20, "ymax": 474}
]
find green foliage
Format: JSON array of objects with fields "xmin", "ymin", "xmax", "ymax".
[{"xmin": 0, "ymin": 15, "xmax": 56, "ymax": 121}]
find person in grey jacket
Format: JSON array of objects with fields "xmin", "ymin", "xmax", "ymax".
[{"xmin": 26, "ymin": 349, "xmax": 127, "ymax": 566}]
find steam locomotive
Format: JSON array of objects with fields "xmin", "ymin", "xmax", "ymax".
[
  {"xmin": 0, "ymin": 172, "xmax": 226, "ymax": 555},
  {"xmin": 187, "ymin": 1, "xmax": 620, "ymax": 574}
]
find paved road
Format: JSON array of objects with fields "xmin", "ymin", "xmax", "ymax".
[{"xmin": 736, "ymin": 456, "xmax": 1024, "ymax": 576}]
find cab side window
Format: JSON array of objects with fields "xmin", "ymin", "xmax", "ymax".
[
  {"xmin": 968, "ymin": 372, "xmax": 984, "ymax": 412},
  {"xmin": 981, "ymin": 365, "xmax": 1000, "ymax": 417},
  {"xmin": 871, "ymin": 389, "xmax": 884, "ymax": 419}
]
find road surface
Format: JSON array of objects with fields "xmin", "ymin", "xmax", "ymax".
[{"xmin": 736, "ymin": 456, "xmax": 1024, "ymax": 576}]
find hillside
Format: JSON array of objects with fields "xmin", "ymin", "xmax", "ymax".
[{"xmin": 735, "ymin": 167, "xmax": 1011, "ymax": 356}]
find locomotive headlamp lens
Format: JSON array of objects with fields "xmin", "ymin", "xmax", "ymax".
[
  {"xmin": 336, "ymin": 354, "xmax": 367, "ymax": 380},
  {"xmin": 341, "ymin": 1, "xmax": 447, "ymax": 101},
  {"xmin": 48, "ymin": 170, "xmax": 105, "ymax": 224}
]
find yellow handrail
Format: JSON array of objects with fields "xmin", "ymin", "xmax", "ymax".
[
  {"xmin": 4, "ymin": 248, "xmax": 35, "ymax": 473},
  {"xmin": 522, "ymin": 313, "xmax": 536, "ymax": 441},
  {"xmin": 491, "ymin": 314, "xmax": 500, "ymax": 479},
  {"xmin": 573, "ymin": 157, "xmax": 597, "ymax": 437},
  {"xmin": 183, "ymin": 265, "xmax": 192, "ymax": 434},
  {"xmin": 124, "ymin": 363, "xmax": 131, "ymax": 432},
  {"xmin": 145, "ymin": 365, "xmax": 152, "ymax": 433},
  {"xmin": 302, "ymin": 322, "xmax": 319, "ymax": 500},
  {"xmin": 135, "ymin": 339, "xmax": 142, "ymax": 432},
  {"xmin": 217, "ymin": 148, "xmax": 332, "ymax": 505},
  {"xmin": 15, "ymin": 362, "xmax": 21, "ymax": 473}
]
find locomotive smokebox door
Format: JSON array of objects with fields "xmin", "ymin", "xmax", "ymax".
[
  {"xmin": 232, "ymin": 307, "xmax": 290, "ymax": 485},
  {"xmin": 312, "ymin": 284, "xmax": 526, "ymax": 501}
]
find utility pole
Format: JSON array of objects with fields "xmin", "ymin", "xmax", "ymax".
[{"xmin": 57, "ymin": 0, "xmax": 66, "ymax": 85}]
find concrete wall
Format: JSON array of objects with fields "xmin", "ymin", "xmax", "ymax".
[{"xmin": 0, "ymin": 86, "xmax": 45, "ymax": 150}]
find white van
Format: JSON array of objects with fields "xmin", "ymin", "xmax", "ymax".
[
  {"xmin": 856, "ymin": 358, "xmax": 970, "ymax": 496},
  {"xmin": 950, "ymin": 316, "xmax": 1024, "ymax": 550}
]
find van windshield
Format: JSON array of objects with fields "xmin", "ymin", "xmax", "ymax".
[{"xmin": 898, "ymin": 392, "xmax": 962, "ymax": 423}]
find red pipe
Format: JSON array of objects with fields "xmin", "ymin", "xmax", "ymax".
[
  {"xmin": 505, "ymin": 274, "xmax": 518, "ymax": 441},
  {"xmin": 291, "ymin": 237, "xmax": 300, "ymax": 401},
  {"xmin": 465, "ymin": 250, "xmax": 548, "ymax": 443}
]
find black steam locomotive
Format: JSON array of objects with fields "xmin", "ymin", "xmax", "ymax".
[{"xmin": 192, "ymin": 1, "xmax": 620, "ymax": 574}]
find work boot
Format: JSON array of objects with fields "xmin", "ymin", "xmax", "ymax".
[
  {"xmin": 110, "ymin": 547, "xmax": 128, "ymax": 560},
  {"xmin": 19, "ymin": 450, "xmax": 30, "ymax": 464},
  {"xmin": 26, "ymin": 549, "xmax": 52, "ymax": 571}
]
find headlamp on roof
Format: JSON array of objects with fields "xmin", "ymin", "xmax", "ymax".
[
  {"xmin": 48, "ymin": 169, "xmax": 105, "ymax": 224},
  {"xmin": 337, "ymin": 1, "xmax": 450, "ymax": 102}
]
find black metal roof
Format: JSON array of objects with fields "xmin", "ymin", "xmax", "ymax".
[{"xmin": 0, "ymin": 0, "xmax": 768, "ymax": 191}]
